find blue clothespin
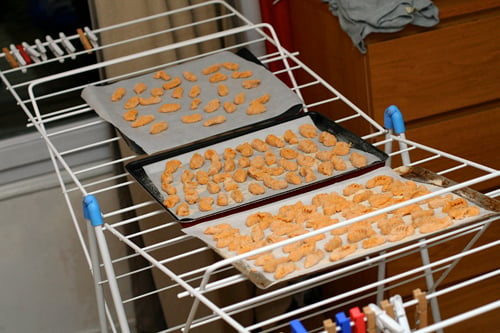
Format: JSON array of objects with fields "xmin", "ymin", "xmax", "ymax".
[
  {"xmin": 336, "ymin": 312, "xmax": 352, "ymax": 333},
  {"xmin": 83, "ymin": 194, "xmax": 104, "ymax": 226},
  {"xmin": 290, "ymin": 319, "xmax": 308, "ymax": 333},
  {"xmin": 384, "ymin": 105, "xmax": 406, "ymax": 134}
]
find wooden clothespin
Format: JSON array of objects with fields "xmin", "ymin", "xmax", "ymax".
[
  {"xmin": 323, "ymin": 318, "xmax": 336, "ymax": 333},
  {"xmin": 413, "ymin": 288, "xmax": 428, "ymax": 328},
  {"xmin": 2, "ymin": 47, "xmax": 18, "ymax": 68},
  {"xmin": 363, "ymin": 305, "xmax": 376, "ymax": 333},
  {"xmin": 76, "ymin": 28, "xmax": 93, "ymax": 53},
  {"xmin": 381, "ymin": 299, "xmax": 395, "ymax": 319}
]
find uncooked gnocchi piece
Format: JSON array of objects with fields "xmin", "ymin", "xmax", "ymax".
[
  {"xmin": 181, "ymin": 113, "xmax": 203, "ymax": 123},
  {"xmin": 209, "ymin": 72, "xmax": 227, "ymax": 83},
  {"xmin": 162, "ymin": 76, "xmax": 182, "ymax": 90},
  {"xmin": 203, "ymin": 115, "xmax": 226, "ymax": 127},
  {"xmin": 204, "ymin": 99, "xmax": 221, "ymax": 113},
  {"xmin": 298, "ymin": 123, "xmax": 318, "ymax": 138},
  {"xmin": 111, "ymin": 87, "xmax": 126, "ymax": 102},
  {"xmin": 131, "ymin": 115, "xmax": 155, "ymax": 127},
  {"xmin": 202, "ymin": 64, "xmax": 220, "ymax": 75},
  {"xmin": 124, "ymin": 96, "xmax": 140, "ymax": 109},
  {"xmin": 159, "ymin": 103, "xmax": 181, "ymax": 113},
  {"xmin": 150, "ymin": 121, "xmax": 168, "ymax": 134},
  {"xmin": 123, "ymin": 108, "xmax": 138, "ymax": 121},
  {"xmin": 133, "ymin": 82, "xmax": 147, "ymax": 94},
  {"xmin": 242, "ymin": 79, "xmax": 260, "ymax": 89},
  {"xmin": 183, "ymin": 71, "xmax": 197, "ymax": 82},
  {"xmin": 153, "ymin": 70, "xmax": 170, "ymax": 80},
  {"xmin": 223, "ymin": 101, "xmax": 237, "ymax": 113}
]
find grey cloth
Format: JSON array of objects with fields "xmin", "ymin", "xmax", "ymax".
[{"xmin": 323, "ymin": 0, "xmax": 439, "ymax": 53}]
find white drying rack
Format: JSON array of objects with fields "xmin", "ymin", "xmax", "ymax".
[{"xmin": 1, "ymin": 1, "xmax": 498, "ymax": 332}]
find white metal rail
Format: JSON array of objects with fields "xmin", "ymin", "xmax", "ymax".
[{"xmin": 1, "ymin": 1, "xmax": 498, "ymax": 332}]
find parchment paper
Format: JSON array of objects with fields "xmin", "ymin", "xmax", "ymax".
[{"xmin": 81, "ymin": 51, "xmax": 303, "ymax": 154}]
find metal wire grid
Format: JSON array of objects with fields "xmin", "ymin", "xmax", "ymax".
[{"xmin": 1, "ymin": 1, "xmax": 498, "ymax": 332}]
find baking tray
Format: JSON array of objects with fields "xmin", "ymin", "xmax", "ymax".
[
  {"xmin": 183, "ymin": 166, "xmax": 499, "ymax": 289},
  {"xmin": 125, "ymin": 111, "xmax": 389, "ymax": 224},
  {"xmin": 81, "ymin": 48, "xmax": 303, "ymax": 154}
]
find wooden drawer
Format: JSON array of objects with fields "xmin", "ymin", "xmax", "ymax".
[{"xmin": 368, "ymin": 9, "xmax": 500, "ymax": 124}]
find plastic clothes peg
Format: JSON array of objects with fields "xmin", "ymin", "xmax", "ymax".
[
  {"xmin": 290, "ymin": 319, "xmax": 308, "ymax": 333},
  {"xmin": 384, "ymin": 105, "xmax": 406, "ymax": 134},
  {"xmin": 349, "ymin": 307, "xmax": 366, "ymax": 333},
  {"xmin": 35, "ymin": 38, "xmax": 48, "ymax": 61},
  {"xmin": 15, "ymin": 44, "xmax": 31, "ymax": 64},
  {"xmin": 336, "ymin": 312, "xmax": 352, "ymax": 333},
  {"xmin": 45, "ymin": 35, "xmax": 64, "ymax": 63},
  {"xmin": 368, "ymin": 303, "xmax": 404, "ymax": 333},
  {"xmin": 390, "ymin": 295, "xmax": 411, "ymax": 333},
  {"xmin": 22, "ymin": 42, "xmax": 41, "ymax": 63},
  {"xmin": 83, "ymin": 194, "xmax": 104, "ymax": 226},
  {"xmin": 59, "ymin": 32, "xmax": 76, "ymax": 59},
  {"xmin": 84, "ymin": 26, "xmax": 99, "ymax": 48}
]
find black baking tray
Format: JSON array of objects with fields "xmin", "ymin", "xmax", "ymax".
[{"xmin": 125, "ymin": 111, "xmax": 389, "ymax": 226}]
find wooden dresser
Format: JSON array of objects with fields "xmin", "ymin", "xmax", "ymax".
[
  {"xmin": 288, "ymin": 1, "xmax": 500, "ymax": 331},
  {"xmin": 288, "ymin": 0, "xmax": 500, "ymax": 194}
]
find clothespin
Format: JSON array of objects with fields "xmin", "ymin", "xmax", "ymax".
[
  {"xmin": 390, "ymin": 295, "xmax": 411, "ymax": 333},
  {"xmin": 336, "ymin": 312, "xmax": 352, "ymax": 333},
  {"xmin": 349, "ymin": 307, "xmax": 366, "ymax": 333},
  {"xmin": 59, "ymin": 32, "xmax": 76, "ymax": 59},
  {"xmin": 413, "ymin": 289, "xmax": 428, "ymax": 329},
  {"xmin": 290, "ymin": 319, "xmax": 308, "ymax": 333},
  {"xmin": 76, "ymin": 28, "xmax": 93, "ymax": 53},
  {"xmin": 363, "ymin": 306, "xmax": 376, "ymax": 333},
  {"xmin": 323, "ymin": 318, "xmax": 336, "ymax": 333},
  {"xmin": 15, "ymin": 44, "xmax": 31, "ymax": 65},
  {"xmin": 83, "ymin": 26, "xmax": 99, "ymax": 48},
  {"xmin": 380, "ymin": 299, "xmax": 395, "ymax": 319},
  {"xmin": 34, "ymin": 38, "xmax": 48, "ymax": 61},
  {"xmin": 2, "ymin": 47, "xmax": 18, "ymax": 68},
  {"xmin": 45, "ymin": 35, "xmax": 65, "ymax": 63},
  {"xmin": 368, "ymin": 303, "xmax": 404, "ymax": 333},
  {"xmin": 22, "ymin": 42, "xmax": 41, "ymax": 63},
  {"xmin": 9, "ymin": 44, "xmax": 27, "ymax": 72}
]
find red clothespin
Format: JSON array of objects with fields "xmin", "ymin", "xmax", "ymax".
[
  {"xmin": 349, "ymin": 307, "xmax": 366, "ymax": 333},
  {"xmin": 15, "ymin": 44, "xmax": 31, "ymax": 65}
]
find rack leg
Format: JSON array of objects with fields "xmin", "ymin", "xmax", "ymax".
[
  {"xmin": 83, "ymin": 195, "xmax": 130, "ymax": 333},
  {"xmin": 87, "ymin": 223, "xmax": 109, "ymax": 333},
  {"xmin": 419, "ymin": 240, "xmax": 443, "ymax": 333},
  {"xmin": 376, "ymin": 253, "xmax": 387, "ymax": 305}
]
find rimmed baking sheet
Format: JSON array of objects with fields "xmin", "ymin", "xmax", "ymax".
[
  {"xmin": 125, "ymin": 111, "xmax": 389, "ymax": 224},
  {"xmin": 182, "ymin": 166, "xmax": 499, "ymax": 289},
  {"xmin": 81, "ymin": 49, "xmax": 303, "ymax": 154}
]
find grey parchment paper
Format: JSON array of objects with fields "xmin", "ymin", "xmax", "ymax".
[
  {"xmin": 81, "ymin": 51, "xmax": 303, "ymax": 154},
  {"xmin": 183, "ymin": 167, "xmax": 499, "ymax": 289}
]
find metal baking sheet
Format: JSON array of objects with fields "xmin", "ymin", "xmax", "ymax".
[
  {"xmin": 125, "ymin": 111, "xmax": 389, "ymax": 223},
  {"xmin": 81, "ymin": 49, "xmax": 303, "ymax": 154},
  {"xmin": 183, "ymin": 166, "xmax": 499, "ymax": 289}
]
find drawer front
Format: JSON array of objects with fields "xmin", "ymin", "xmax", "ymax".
[{"xmin": 368, "ymin": 11, "xmax": 500, "ymax": 123}]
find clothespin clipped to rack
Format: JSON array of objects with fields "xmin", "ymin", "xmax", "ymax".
[
  {"xmin": 84, "ymin": 26, "xmax": 99, "ymax": 49},
  {"xmin": 349, "ymin": 307, "xmax": 366, "ymax": 333},
  {"xmin": 15, "ymin": 44, "xmax": 32, "ymax": 65},
  {"xmin": 380, "ymin": 299, "xmax": 395, "ymax": 319},
  {"xmin": 290, "ymin": 319, "xmax": 308, "ymax": 333},
  {"xmin": 363, "ymin": 306, "xmax": 376, "ymax": 333},
  {"xmin": 35, "ymin": 38, "xmax": 48, "ymax": 61},
  {"xmin": 45, "ymin": 35, "xmax": 65, "ymax": 63},
  {"xmin": 22, "ymin": 42, "xmax": 41, "ymax": 63},
  {"xmin": 59, "ymin": 32, "xmax": 76, "ymax": 59},
  {"xmin": 368, "ymin": 303, "xmax": 405, "ymax": 333},
  {"xmin": 2, "ymin": 47, "xmax": 18, "ymax": 69},
  {"xmin": 335, "ymin": 312, "xmax": 352, "ymax": 333},
  {"xmin": 77, "ymin": 28, "xmax": 93, "ymax": 53},
  {"xmin": 8, "ymin": 44, "xmax": 27, "ymax": 72},
  {"xmin": 322, "ymin": 318, "xmax": 336, "ymax": 333},
  {"xmin": 390, "ymin": 295, "xmax": 411, "ymax": 333},
  {"xmin": 82, "ymin": 194, "xmax": 104, "ymax": 227},
  {"xmin": 413, "ymin": 288, "xmax": 428, "ymax": 329},
  {"xmin": 383, "ymin": 105, "xmax": 410, "ymax": 166}
]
